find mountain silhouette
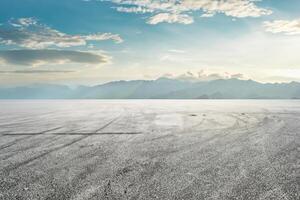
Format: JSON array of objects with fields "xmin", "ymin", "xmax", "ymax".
[{"xmin": 1, "ymin": 78, "xmax": 300, "ymax": 99}]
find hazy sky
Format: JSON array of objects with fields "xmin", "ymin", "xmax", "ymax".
[{"xmin": 0, "ymin": 0, "xmax": 300, "ymax": 85}]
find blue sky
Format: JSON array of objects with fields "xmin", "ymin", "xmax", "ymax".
[{"xmin": 0, "ymin": 0, "xmax": 300, "ymax": 85}]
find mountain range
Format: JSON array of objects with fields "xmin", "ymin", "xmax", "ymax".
[{"xmin": 1, "ymin": 78, "xmax": 300, "ymax": 99}]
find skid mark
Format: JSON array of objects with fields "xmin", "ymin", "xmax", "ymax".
[
  {"xmin": 0, "ymin": 127, "xmax": 63, "ymax": 150},
  {"xmin": 94, "ymin": 116, "xmax": 121, "ymax": 133},
  {"xmin": 1, "ymin": 127, "xmax": 63, "ymax": 136},
  {"xmin": 1, "ymin": 135, "xmax": 62, "ymax": 161},
  {"xmin": 1, "ymin": 116, "xmax": 121, "ymax": 174},
  {"xmin": 0, "ymin": 121, "xmax": 31, "ymax": 128},
  {"xmin": 149, "ymin": 134, "xmax": 174, "ymax": 142},
  {"xmin": 2, "ymin": 135, "xmax": 89, "ymax": 174},
  {"xmin": 0, "ymin": 136, "xmax": 33, "ymax": 151},
  {"xmin": 53, "ymin": 132, "xmax": 142, "ymax": 135},
  {"xmin": 2, "ymin": 132, "xmax": 142, "ymax": 136}
]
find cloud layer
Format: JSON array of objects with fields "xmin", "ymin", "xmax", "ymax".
[
  {"xmin": 107, "ymin": 0, "xmax": 272, "ymax": 24},
  {"xmin": 148, "ymin": 13, "xmax": 194, "ymax": 24},
  {"xmin": 0, "ymin": 18, "xmax": 123, "ymax": 49},
  {"xmin": 0, "ymin": 70, "xmax": 75, "ymax": 74},
  {"xmin": 162, "ymin": 70, "xmax": 244, "ymax": 82},
  {"xmin": 264, "ymin": 19, "xmax": 300, "ymax": 35},
  {"xmin": 0, "ymin": 49, "xmax": 109, "ymax": 66}
]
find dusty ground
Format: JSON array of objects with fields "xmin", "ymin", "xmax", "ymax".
[{"xmin": 0, "ymin": 100, "xmax": 299, "ymax": 200}]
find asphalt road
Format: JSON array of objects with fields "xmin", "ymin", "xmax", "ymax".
[{"xmin": 0, "ymin": 100, "xmax": 299, "ymax": 200}]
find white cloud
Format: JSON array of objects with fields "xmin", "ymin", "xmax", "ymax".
[
  {"xmin": 263, "ymin": 19, "xmax": 300, "ymax": 35},
  {"xmin": 148, "ymin": 13, "xmax": 194, "ymax": 24},
  {"xmin": 0, "ymin": 18, "xmax": 123, "ymax": 49},
  {"xmin": 162, "ymin": 70, "xmax": 245, "ymax": 82},
  {"xmin": 116, "ymin": 6, "xmax": 154, "ymax": 13},
  {"xmin": 106, "ymin": 0, "xmax": 272, "ymax": 24},
  {"xmin": 201, "ymin": 12, "xmax": 215, "ymax": 18}
]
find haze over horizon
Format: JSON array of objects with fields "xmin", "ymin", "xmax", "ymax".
[{"xmin": 1, "ymin": 0, "xmax": 300, "ymax": 86}]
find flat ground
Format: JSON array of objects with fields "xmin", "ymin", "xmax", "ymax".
[{"xmin": 0, "ymin": 100, "xmax": 299, "ymax": 200}]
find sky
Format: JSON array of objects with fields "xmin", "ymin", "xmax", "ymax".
[{"xmin": 0, "ymin": 0, "xmax": 300, "ymax": 86}]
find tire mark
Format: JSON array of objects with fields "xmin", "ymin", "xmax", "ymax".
[
  {"xmin": 149, "ymin": 134, "xmax": 174, "ymax": 142},
  {"xmin": 2, "ymin": 132, "xmax": 142, "ymax": 136},
  {"xmin": 1, "ymin": 116, "xmax": 121, "ymax": 174},
  {"xmin": 0, "ymin": 127, "xmax": 63, "ymax": 150},
  {"xmin": 2, "ymin": 135, "xmax": 88, "ymax": 174},
  {"xmin": 94, "ymin": 116, "xmax": 120, "ymax": 133},
  {"xmin": 1, "ymin": 135, "xmax": 62, "ymax": 161},
  {"xmin": 1, "ymin": 127, "xmax": 63, "ymax": 136},
  {"xmin": 0, "ymin": 136, "xmax": 29, "ymax": 151},
  {"xmin": 53, "ymin": 132, "xmax": 141, "ymax": 135}
]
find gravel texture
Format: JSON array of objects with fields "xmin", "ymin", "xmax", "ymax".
[{"xmin": 0, "ymin": 100, "xmax": 299, "ymax": 200}]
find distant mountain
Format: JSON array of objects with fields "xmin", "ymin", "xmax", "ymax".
[
  {"xmin": 1, "ymin": 78, "xmax": 300, "ymax": 99},
  {"xmin": 0, "ymin": 84, "xmax": 73, "ymax": 99}
]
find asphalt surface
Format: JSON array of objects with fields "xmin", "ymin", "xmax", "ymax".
[{"xmin": 0, "ymin": 100, "xmax": 299, "ymax": 200}]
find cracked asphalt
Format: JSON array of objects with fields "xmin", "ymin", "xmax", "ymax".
[{"xmin": 0, "ymin": 100, "xmax": 299, "ymax": 200}]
